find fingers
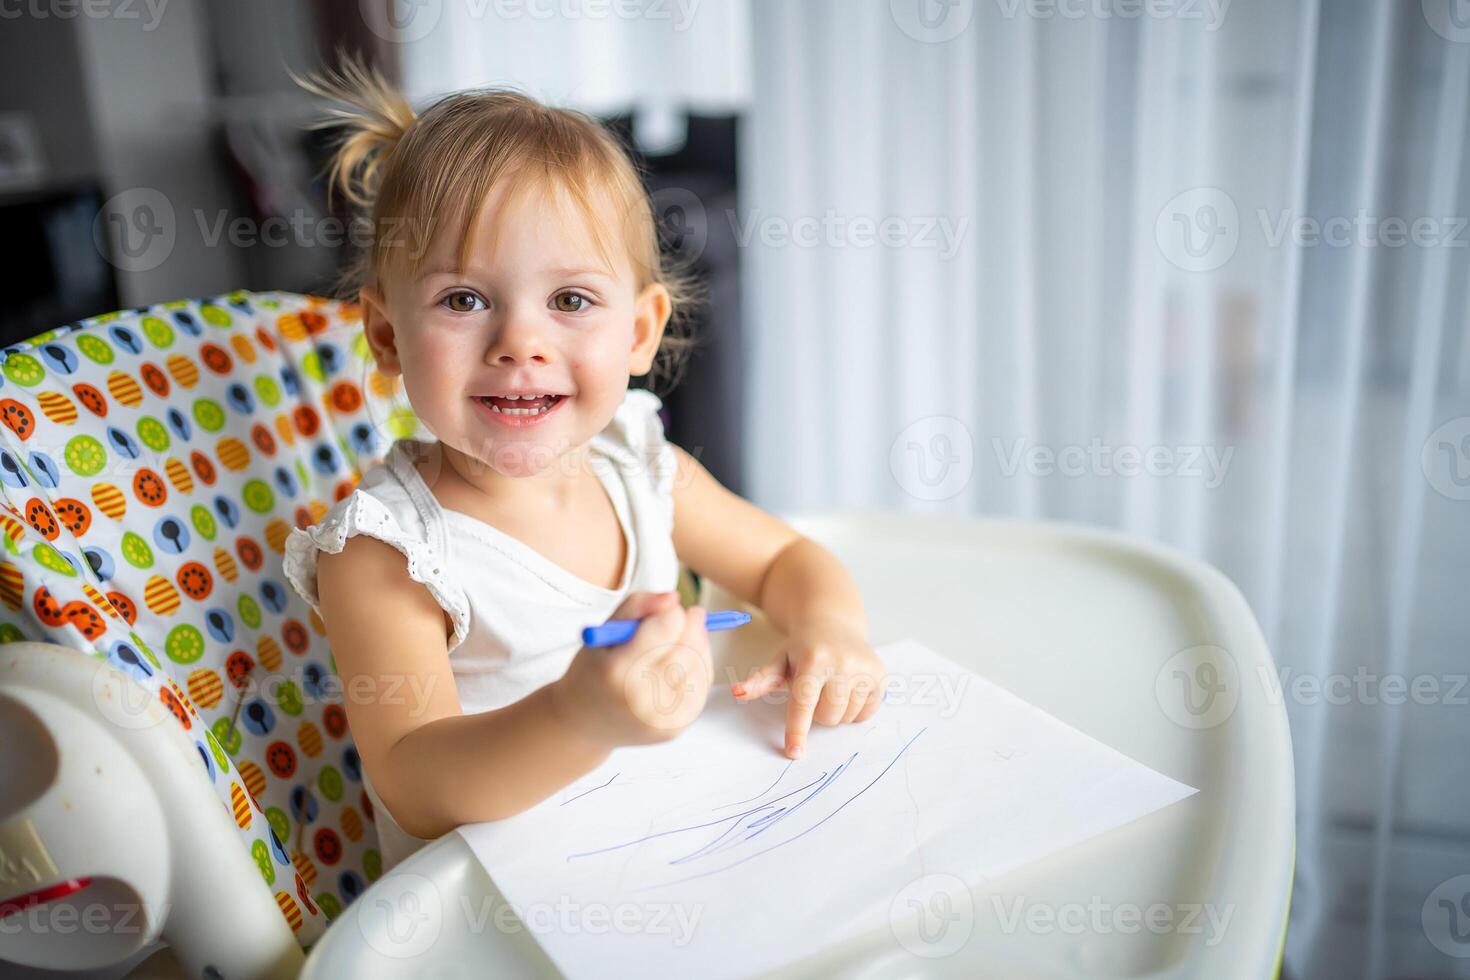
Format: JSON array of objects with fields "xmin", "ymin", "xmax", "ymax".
[
  {"xmin": 733, "ymin": 656, "xmax": 787, "ymax": 700},
  {"xmin": 840, "ymin": 676, "xmax": 874, "ymax": 724},
  {"xmin": 783, "ymin": 665, "xmax": 827, "ymax": 759},
  {"xmin": 812, "ymin": 680, "xmax": 852, "ymax": 728},
  {"xmin": 659, "ymin": 605, "xmax": 710, "ymax": 669},
  {"xmin": 611, "ymin": 590, "xmax": 680, "ymax": 620}
]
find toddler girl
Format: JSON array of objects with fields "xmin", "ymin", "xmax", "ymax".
[{"xmin": 283, "ymin": 59, "xmax": 884, "ymax": 873}]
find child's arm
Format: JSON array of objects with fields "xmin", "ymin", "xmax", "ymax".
[
  {"xmin": 668, "ymin": 445, "xmax": 884, "ymax": 760},
  {"xmin": 316, "ymin": 536, "xmax": 709, "ymax": 839}
]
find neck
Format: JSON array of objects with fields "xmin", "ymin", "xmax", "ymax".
[{"xmin": 428, "ymin": 438, "xmax": 594, "ymax": 509}]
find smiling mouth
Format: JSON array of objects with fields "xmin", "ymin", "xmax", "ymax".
[{"xmin": 475, "ymin": 394, "xmax": 565, "ymax": 416}]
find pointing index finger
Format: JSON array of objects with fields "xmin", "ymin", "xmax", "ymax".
[{"xmin": 784, "ymin": 665, "xmax": 826, "ymax": 759}]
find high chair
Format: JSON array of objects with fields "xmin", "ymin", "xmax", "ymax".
[
  {"xmin": 299, "ymin": 513, "xmax": 1296, "ymax": 979},
  {"xmin": 0, "ymin": 291, "xmax": 411, "ymax": 976},
  {"xmin": 0, "ymin": 291, "xmax": 1295, "ymax": 978}
]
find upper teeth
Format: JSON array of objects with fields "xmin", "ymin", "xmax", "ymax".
[{"xmin": 481, "ymin": 393, "xmax": 559, "ymax": 417}]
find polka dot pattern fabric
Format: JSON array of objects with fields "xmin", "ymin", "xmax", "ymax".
[{"xmin": 0, "ymin": 290, "xmax": 423, "ymax": 948}]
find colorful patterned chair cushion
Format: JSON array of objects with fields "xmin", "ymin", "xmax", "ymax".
[{"xmin": 0, "ymin": 290, "xmax": 425, "ymax": 947}]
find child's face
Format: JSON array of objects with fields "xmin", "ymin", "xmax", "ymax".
[{"xmin": 361, "ymin": 178, "xmax": 670, "ymax": 480}]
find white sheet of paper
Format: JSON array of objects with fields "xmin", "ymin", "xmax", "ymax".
[{"xmin": 457, "ymin": 638, "xmax": 1197, "ymax": 978}]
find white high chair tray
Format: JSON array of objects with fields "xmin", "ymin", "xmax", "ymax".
[{"xmin": 300, "ymin": 513, "xmax": 1293, "ymax": 979}]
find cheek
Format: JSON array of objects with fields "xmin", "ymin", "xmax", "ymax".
[
  {"xmin": 574, "ymin": 323, "xmax": 637, "ymax": 368},
  {"xmin": 396, "ymin": 336, "xmax": 474, "ymax": 413},
  {"xmin": 401, "ymin": 330, "xmax": 476, "ymax": 378}
]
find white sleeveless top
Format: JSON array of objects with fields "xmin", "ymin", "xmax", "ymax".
[{"xmin": 283, "ymin": 388, "xmax": 682, "ymax": 872}]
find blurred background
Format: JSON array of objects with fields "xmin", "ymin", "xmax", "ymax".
[{"xmin": 3, "ymin": 1, "xmax": 1469, "ymax": 977}]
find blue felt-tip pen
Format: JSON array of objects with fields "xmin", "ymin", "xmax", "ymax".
[{"xmin": 582, "ymin": 610, "xmax": 752, "ymax": 648}]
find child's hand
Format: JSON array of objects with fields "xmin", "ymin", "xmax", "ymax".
[
  {"xmin": 552, "ymin": 591, "xmax": 713, "ymax": 748},
  {"xmin": 731, "ymin": 616, "xmax": 886, "ymax": 759}
]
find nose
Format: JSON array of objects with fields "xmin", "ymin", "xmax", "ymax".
[{"xmin": 485, "ymin": 306, "xmax": 551, "ymax": 366}]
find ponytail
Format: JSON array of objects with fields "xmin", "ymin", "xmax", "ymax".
[{"xmin": 291, "ymin": 54, "xmax": 416, "ymax": 212}]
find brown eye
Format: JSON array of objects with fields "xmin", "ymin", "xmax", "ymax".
[
  {"xmin": 442, "ymin": 291, "xmax": 484, "ymax": 313},
  {"xmin": 553, "ymin": 292, "xmax": 589, "ymax": 313}
]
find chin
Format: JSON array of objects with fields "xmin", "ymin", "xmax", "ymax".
[{"xmin": 482, "ymin": 439, "xmax": 572, "ymax": 479}]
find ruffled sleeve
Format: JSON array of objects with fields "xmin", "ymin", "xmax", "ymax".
[
  {"xmin": 595, "ymin": 388, "xmax": 679, "ymax": 527},
  {"xmin": 283, "ymin": 490, "xmax": 472, "ymax": 653}
]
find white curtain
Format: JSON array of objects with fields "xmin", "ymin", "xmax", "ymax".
[
  {"xmin": 743, "ymin": 1, "xmax": 1470, "ymax": 977},
  {"xmin": 395, "ymin": 0, "xmax": 750, "ymax": 152}
]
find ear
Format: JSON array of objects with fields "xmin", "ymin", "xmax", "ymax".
[
  {"xmin": 360, "ymin": 285, "xmax": 402, "ymax": 377},
  {"xmin": 629, "ymin": 282, "xmax": 672, "ymax": 377}
]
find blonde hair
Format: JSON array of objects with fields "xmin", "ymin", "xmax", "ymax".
[{"xmin": 293, "ymin": 56, "xmax": 702, "ymax": 390}]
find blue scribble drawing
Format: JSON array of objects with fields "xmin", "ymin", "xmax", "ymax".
[
  {"xmin": 566, "ymin": 728, "xmax": 927, "ymax": 889},
  {"xmin": 712, "ymin": 760, "xmax": 794, "ymax": 811},
  {"xmin": 560, "ymin": 772, "xmax": 620, "ymax": 806}
]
